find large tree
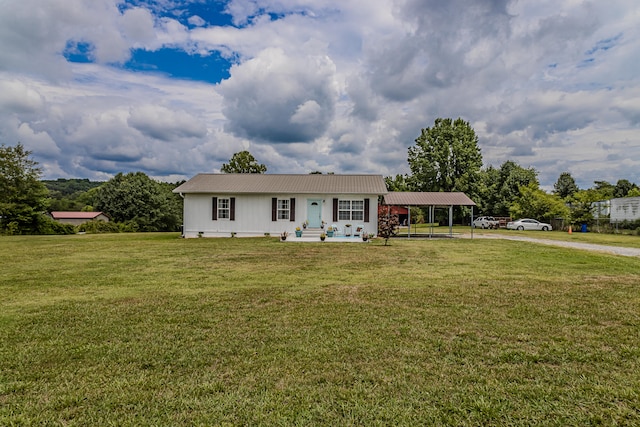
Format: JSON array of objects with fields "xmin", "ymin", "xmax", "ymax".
[
  {"xmin": 510, "ymin": 183, "xmax": 569, "ymax": 223},
  {"xmin": 408, "ymin": 118, "xmax": 483, "ymax": 194},
  {"xmin": 568, "ymin": 189, "xmax": 603, "ymax": 225},
  {"xmin": 553, "ymin": 172, "xmax": 579, "ymax": 199},
  {"xmin": 384, "ymin": 174, "xmax": 412, "ymax": 192},
  {"xmin": 93, "ymin": 172, "xmax": 182, "ymax": 232},
  {"xmin": 481, "ymin": 160, "xmax": 539, "ymax": 217},
  {"xmin": 221, "ymin": 150, "xmax": 267, "ymax": 173},
  {"xmin": 592, "ymin": 181, "xmax": 615, "ymax": 200},
  {"xmin": 614, "ymin": 179, "xmax": 638, "ymax": 198},
  {"xmin": 0, "ymin": 143, "xmax": 49, "ymax": 234}
]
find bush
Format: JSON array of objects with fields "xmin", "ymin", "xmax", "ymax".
[
  {"xmin": 32, "ymin": 216, "xmax": 76, "ymax": 235},
  {"xmin": 77, "ymin": 220, "xmax": 120, "ymax": 234}
]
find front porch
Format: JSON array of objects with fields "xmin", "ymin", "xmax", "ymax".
[{"xmin": 283, "ymin": 227, "xmax": 370, "ymax": 243}]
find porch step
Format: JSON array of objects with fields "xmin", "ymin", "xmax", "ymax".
[{"xmin": 298, "ymin": 227, "xmax": 325, "ymax": 237}]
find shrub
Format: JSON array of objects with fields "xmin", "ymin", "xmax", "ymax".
[
  {"xmin": 34, "ymin": 216, "xmax": 76, "ymax": 235},
  {"xmin": 77, "ymin": 220, "xmax": 120, "ymax": 234}
]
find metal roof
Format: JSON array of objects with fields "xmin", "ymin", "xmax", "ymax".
[
  {"xmin": 383, "ymin": 192, "xmax": 476, "ymax": 206},
  {"xmin": 173, "ymin": 174, "xmax": 388, "ymax": 195},
  {"xmin": 50, "ymin": 211, "xmax": 107, "ymax": 219}
]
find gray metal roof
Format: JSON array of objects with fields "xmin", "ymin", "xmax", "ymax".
[
  {"xmin": 173, "ymin": 174, "xmax": 388, "ymax": 195},
  {"xmin": 384, "ymin": 192, "xmax": 476, "ymax": 206}
]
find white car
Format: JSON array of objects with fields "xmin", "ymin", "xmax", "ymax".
[
  {"xmin": 472, "ymin": 216, "xmax": 499, "ymax": 229},
  {"xmin": 507, "ymin": 218, "xmax": 552, "ymax": 231}
]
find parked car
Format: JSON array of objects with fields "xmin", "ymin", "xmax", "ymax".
[
  {"xmin": 506, "ymin": 218, "xmax": 552, "ymax": 231},
  {"xmin": 472, "ymin": 216, "xmax": 499, "ymax": 229}
]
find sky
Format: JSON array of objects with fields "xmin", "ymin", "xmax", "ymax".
[{"xmin": 1, "ymin": 0, "xmax": 639, "ymax": 190}]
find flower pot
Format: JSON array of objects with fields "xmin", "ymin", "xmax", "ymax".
[
  {"xmin": 326, "ymin": 230, "xmax": 334, "ymax": 237},
  {"xmin": 295, "ymin": 230, "xmax": 302, "ymax": 237}
]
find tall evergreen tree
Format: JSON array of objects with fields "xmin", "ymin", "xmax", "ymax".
[
  {"xmin": 553, "ymin": 172, "xmax": 579, "ymax": 199},
  {"xmin": 0, "ymin": 143, "xmax": 49, "ymax": 234}
]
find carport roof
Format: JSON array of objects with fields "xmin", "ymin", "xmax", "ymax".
[{"xmin": 383, "ymin": 192, "xmax": 476, "ymax": 207}]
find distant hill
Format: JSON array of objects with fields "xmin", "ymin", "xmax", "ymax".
[{"xmin": 42, "ymin": 178, "xmax": 104, "ymax": 197}]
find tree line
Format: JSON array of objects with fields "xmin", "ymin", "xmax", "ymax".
[
  {"xmin": 2, "ymin": 123, "xmax": 638, "ymax": 235},
  {"xmin": 387, "ymin": 118, "xmax": 638, "ymax": 227},
  {"xmin": 1, "ymin": 143, "xmax": 183, "ymax": 235}
]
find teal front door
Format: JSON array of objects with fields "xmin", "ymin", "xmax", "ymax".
[{"xmin": 307, "ymin": 199, "xmax": 322, "ymax": 228}]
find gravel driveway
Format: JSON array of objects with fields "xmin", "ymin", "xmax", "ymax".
[{"xmin": 470, "ymin": 233, "xmax": 640, "ymax": 258}]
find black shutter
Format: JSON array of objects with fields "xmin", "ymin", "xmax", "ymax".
[
  {"xmin": 333, "ymin": 198, "xmax": 338, "ymax": 222},
  {"xmin": 272, "ymin": 198, "xmax": 277, "ymax": 221},
  {"xmin": 290, "ymin": 198, "xmax": 296, "ymax": 222},
  {"xmin": 364, "ymin": 198, "xmax": 370, "ymax": 223},
  {"xmin": 230, "ymin": 197, "xmax": 235, "ymax": 221},
  {"xmin": 212, "ymin": 197, "xmax": 218, "ymax": 221}
]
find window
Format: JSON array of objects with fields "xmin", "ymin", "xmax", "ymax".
[
  {"xmin": 218, "ymin": 198, "xmax": 230, "ymax": 219},
  {"xmin": 277, "ymin": 199, "xmax": 290, "ymax": 220},
  {"xmin": 338, "ymin": 199, "xmax": 364, "ymax": 221},
  {"xmin": 351, "ymin": 200, "xmax": 364, "ymax": 221}
]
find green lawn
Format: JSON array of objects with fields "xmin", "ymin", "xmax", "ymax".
[
  {"xmin": 2, "ymin": 233, "xmax": 640, "ymax": 425},
  {"xmin": 400, "ymin": 224, "xmax": 640, "ymax": 249}
]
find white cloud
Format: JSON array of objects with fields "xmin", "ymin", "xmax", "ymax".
[
  {"xmin": 0, "ymin": 0, "xmax": 639, "ymax": 189},
  {"xmin": 128, "ymin": 105, "xmax": 208, "ymax": 141},
  {"xmin": 218, "ymin": 47, "xmax": 338, "ymax": 143},
  {"xmin": 0, "ymin": 79, "xmax": 45, "ymax": 115}
]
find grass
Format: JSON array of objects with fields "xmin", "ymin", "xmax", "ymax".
[
  {"xmin": 1, "ymin": 233, "xmax": 640, "ymax": 425},
  {"xmin": 471, "ymin": 227, "xmax": 640, "ymax": 248},
  {"xmin": 400, "ymin": 223, "xmax": 640, "ymax": 249}
]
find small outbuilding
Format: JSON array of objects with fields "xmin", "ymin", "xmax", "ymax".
[
  {"xmin": 383, "ymin": 192, "xmax": 477, "ymax": 237},
  {"xmin": 49, "ymin": 211, "xmax": 110, "ymax": 226}
]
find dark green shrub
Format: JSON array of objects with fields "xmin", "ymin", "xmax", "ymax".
[
  {"xmin": 77, "ymin": 220, "xmax": 120, "ymax": 234},
  {"xmin": 30, "ymin": 216, "xmax": 75, "ymax": 235}
]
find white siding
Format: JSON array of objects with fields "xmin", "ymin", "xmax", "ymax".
[
  {"xmin": 610, "ymin": 197, "xmax": 640, "ymax": 223},
  {"xmin": 181, "ymin": 193, "xmax": 379, "ymax": 238}
]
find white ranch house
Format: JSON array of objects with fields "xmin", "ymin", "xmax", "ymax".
[{"xmin": 173, "ymin": 174, "xmax": 388, "ymax": 238}]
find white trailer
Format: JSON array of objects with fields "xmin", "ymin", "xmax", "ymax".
[{"xmin": 610, "ymin": 197, "xmax": 640, "ymax": 223}]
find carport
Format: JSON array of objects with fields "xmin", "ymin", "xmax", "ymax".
[{"xmin": 383, "ymin": 192, "xmax": 477, "ymax": 238}]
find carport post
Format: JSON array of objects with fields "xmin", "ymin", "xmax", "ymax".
[
  {"xmin": 448, "ymin": 205, "xmax": 453, "ymax": 236},
  {"xmin": 471, "ymin": 206, "xmax": 474, "ymax": 239},
  {"xmin": 429, "ymin": 205, "xmax": 433, "ymax": 238},
  {"xmin": 407, "ymin": 205, "xmax": 411, "ymax": 239}
]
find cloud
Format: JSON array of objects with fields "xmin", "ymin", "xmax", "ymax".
[
  {"xmin": 218, "ymin": 47, "xmax": 338, "ymax": 143},
  {"xmin": 0, "ymin": 0, "xmax": 639, "ymax": 190},
  {"xmin": 0, "ymin": 79, "xmax": 45, "ymax": 115},
  {"xmin": 128, "ymin": 105, "xmax": 207, "ymax": 141}
]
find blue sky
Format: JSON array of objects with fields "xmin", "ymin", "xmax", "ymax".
[{"xmin": 1, "ymin": 0, "xmax": 639, "ymax": 190}]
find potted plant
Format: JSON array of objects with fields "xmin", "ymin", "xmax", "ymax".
[
  {"xmin": 362, "ymin": 231, "xmax": 368, "ymax": 242},
  {"xmin": 295, "ymin": 226, "xmax": 302, "ymax": 237},
  {"xmin": 321, "ymin": 220, "xmax": 326, "ymax": 229},
  {"xmin": 280, "ymin": 231, "xmax": 289, "ymax": 241},
  {"xmin": 345, "ymin": 224, "xmax": 352, "ymax": 236},
  {"xmin": 326, "ymin": 226, "xmax": 334, "ymax": 237},
  {"xmin": 302, "ymin": 220, "xmax": 308, "ymax": 229},
  {"xmin": 320, "ymin": 232, "xmax": 326, "ymax": 242}
]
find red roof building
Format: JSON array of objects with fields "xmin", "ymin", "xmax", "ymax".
[{"xmin": 49, "ymin": 212, "xmax": 110, "ymax": 225}]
